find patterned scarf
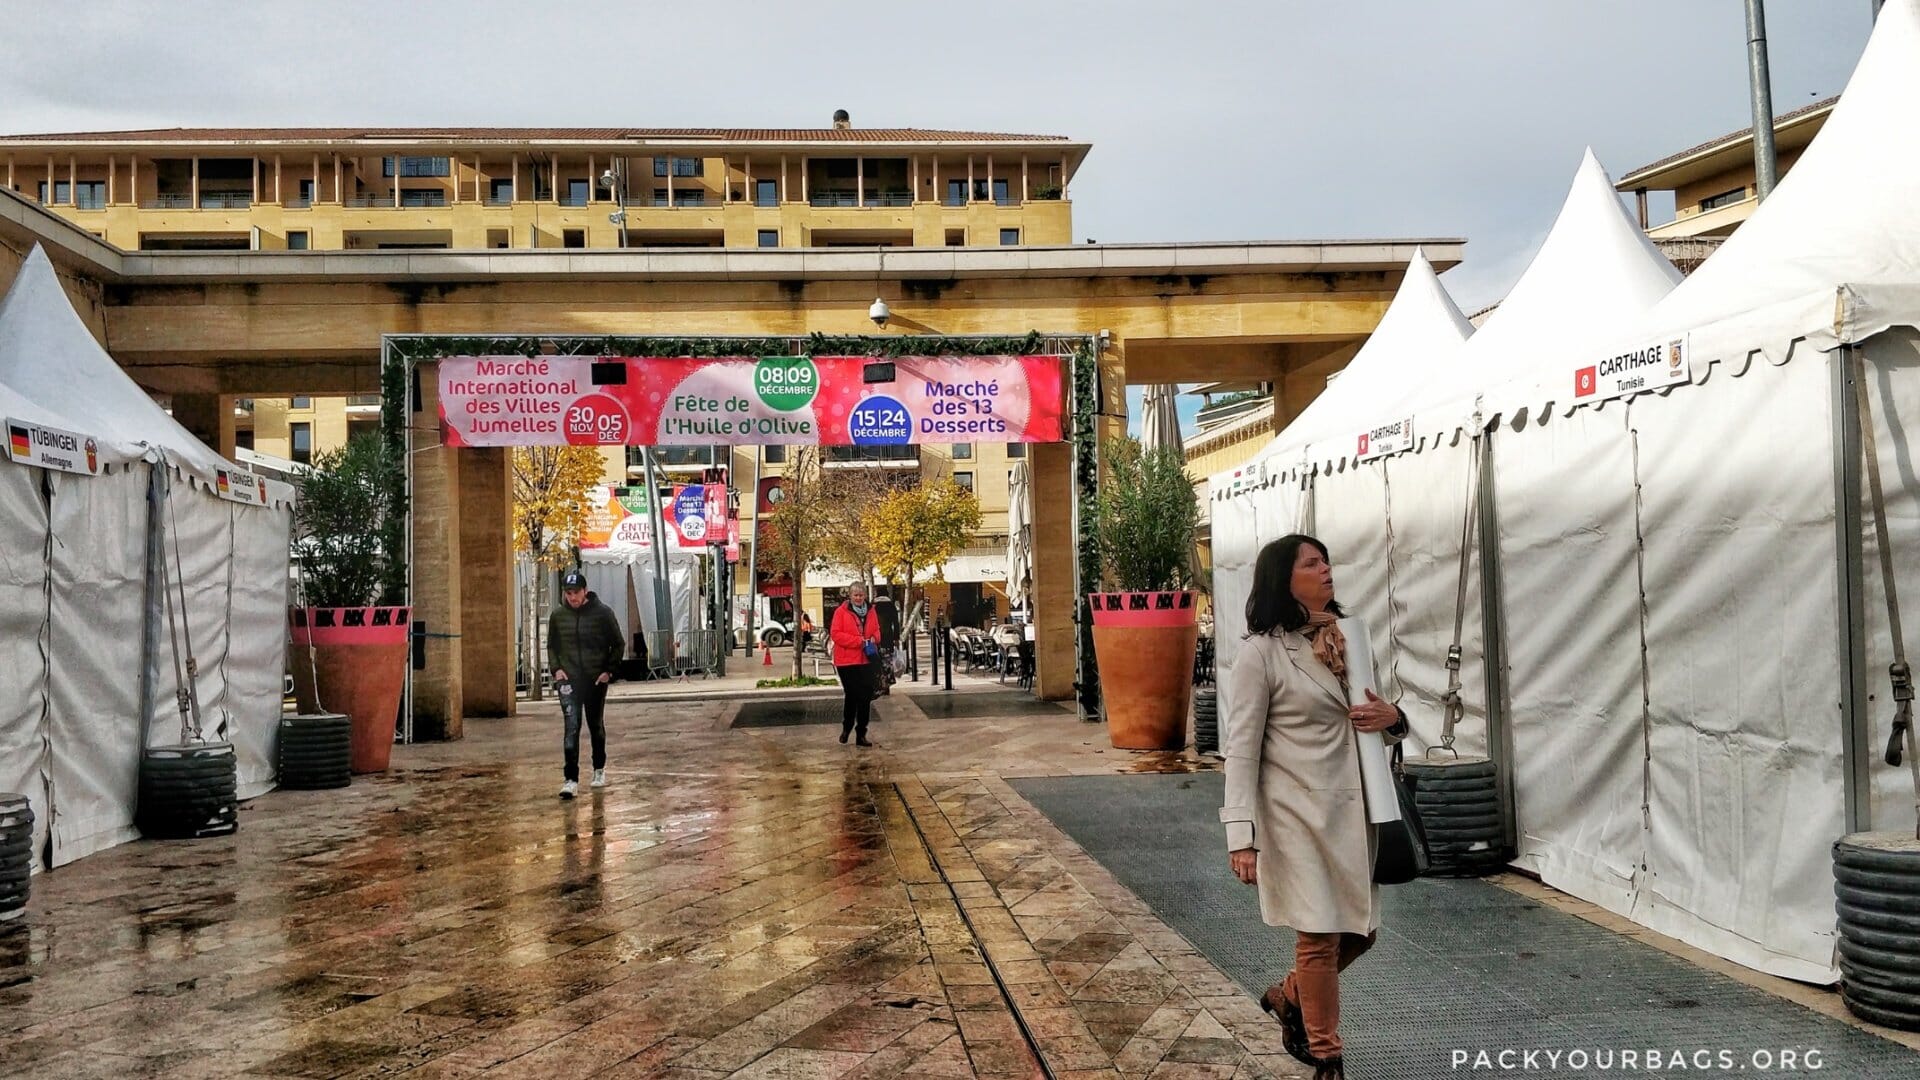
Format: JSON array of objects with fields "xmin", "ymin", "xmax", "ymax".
[{"xmin": 1305, "ymin": 610, "xmax": 1348, "ymax": 693}]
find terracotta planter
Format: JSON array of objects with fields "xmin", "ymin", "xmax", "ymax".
[
  {"xmin": 289, "ymin": 606, "xmax": 411, "ymax": 773},
  {"xmin": 1089, "ymin": 591, "xmax": 1198, "ymax": 751}
]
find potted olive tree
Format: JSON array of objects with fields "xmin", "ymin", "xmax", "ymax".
[
  {"xmin": 290, "ymin": 432, "xmax": 409, "ymax": 773},
  {"xmin": 1089, "ymin": 437, "xmax": 1201, "ymax": 750}
]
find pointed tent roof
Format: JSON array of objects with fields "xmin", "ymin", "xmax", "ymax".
[
  {"xmin": 1641, "ymin": 0, "xmax": 1920, "ymax": 363},
  {"xmin": 0, "ymin": 245, "xmax": 251, "ymax": 490},
  {"xmin": 1274, "ymin": 249, "xmax": 1475, "ymax": 471},
  {"xmin": 1382, "ymin": 151, "xmax": 1679, "ymax": 438}
]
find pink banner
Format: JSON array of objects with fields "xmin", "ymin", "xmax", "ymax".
[{"xmin": 437, "ymin": 355, "xmax": 1065, "ymax": 447}]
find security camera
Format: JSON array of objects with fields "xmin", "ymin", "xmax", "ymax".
[{"xmin": 868, "ymin": 298, "xmax": 890, "ymax": 328}]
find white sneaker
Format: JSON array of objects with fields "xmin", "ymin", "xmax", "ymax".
[
  {"xmin": 559, "ymin": 779, "xmax": 577, "ymax": 799},
  {"xmin": 590, "ymin": 769, "xmax": 606, "ymax": 789}
]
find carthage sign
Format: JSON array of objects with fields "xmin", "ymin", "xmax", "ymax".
[{"xmin": 437, "ymin": 355, "xmax": 1067, "ymax": 447}]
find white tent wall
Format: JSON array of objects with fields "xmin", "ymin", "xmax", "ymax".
[
  {"xmin": 0, "ymin": 461, "xmax": 51, "ymax": 870},
  {"xmin": 575, "ymin": 551, "xmax": 701, "ymax": 658},
  {"xmin": 226, "ymin": 501, "xmax": 291, "ymax": 800},
  {"xmin": 1859, "ymin": 328, "xmax": 1920, "ymax": 836},
  {"xmin": 1630, "ymin": 356, "xmax": 1846, "ymax": 982},
  {"xmin": 45, "ymin": 466, "xmax": 150, "ymax": 866},
  {"xmin": 1379, "ymin": 442, "xmax": 1488, "ymax": 756},
  {"xmin": 146, "ymin": 477, "xmax": 234, "ymax": 751},
  {"xmin": 1308, "ymin": 463, "xmax": 1394, "ymax": 668},
  {"xmin": 1493, "ymin": 407, "xmax": 1647, "ymax": 915}
]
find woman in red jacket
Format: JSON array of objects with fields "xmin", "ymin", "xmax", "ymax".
[{"xmin": 830, "ymin": 582, "xmax": 882, "ymax": 746}]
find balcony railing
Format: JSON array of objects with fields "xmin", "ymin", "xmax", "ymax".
[
  {"xmin": 285, "ymin": 198, "xmax": 312, "ymax": 209},
  {"xmin": 824, "ymin": 445, "xmax": 920, "ymax": 465},
  {"xmin": 809, "ymin": 191, "xmax": 913, "ymax": 208},
  {"xmin": 627, "ymin": 446, "xmax": 712, "ymax": 468},
  {"xmin": 144, "ymin": 195, "xmax": 194, "ymax": 209},
  {"xmin": 345, "ymin": 394, "xmax": 382, "ymax": 408},
  {"xmin": 199, "ymin": 192, "xmax": 252, "ymax": 209},
  {"xmin": 624, "ymin": 195, "xmax": 710, "ymax": 208},
  {"xmin": 345, "ymin": 195, "xmax": 393, "ymax": 208},
  {"xmin": 484, "ymin": 195, "xmax": 513, "ymax": 206},
  {"xmin": 559, "ymin": 195, "xmax": 590, "ymax": 207}
]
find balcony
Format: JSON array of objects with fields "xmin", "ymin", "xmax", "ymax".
[
  {"xmin": 809, "ymin": 191, "xmax": 913, "ymax": 208},
  {"xmin": 823, "ymin": 445, "xmax": 920, "ymax": 467},
  {"xmin": 199, "ymin": 192, "xmax": 252, "ymax": 210},
  {"xmin": 626, "ymin": 194, "xmax": 710, "ymax": 208},
  {"xmin": 628, "ymin": 445, "xmax": 712, "ymax": 470},
  {"xmin": 483, "ymin": 195, "xmax": 513, "ymax": 206},
  {"xmin": 285, "ymin": 198, "xmax": 312, "ymax": 209},
  {"xmin": 143, "ymin": 195, "xmax": 194, "ymax": 209},
  {"xmin": 346, "ymin": 394, "xmax": 382, "ymax": 412}
]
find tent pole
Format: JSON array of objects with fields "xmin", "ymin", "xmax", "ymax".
[
  {"xmin": 1833, "ymin": 346, "xmax": 1872, "ymax": 833},
  {"xmin": 641, "ymin": 447, "xmax": 673, "ymax": 676},
  {"xmin": 1475, "ymin": 429, "xmax": 1517, "ymax": 854},
  {"xmin": 139, "ymin": 462, "xmax": 164, "ymax": 749}
]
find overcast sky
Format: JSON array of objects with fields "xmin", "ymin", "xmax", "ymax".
[{"xmin": 2, "ymin": 0, "xmax": 1877, "ymax": 430}]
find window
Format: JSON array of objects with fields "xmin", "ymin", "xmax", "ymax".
[
  {"xmin": 764, "ymin": 444, "xmax": 787, "ymax": 464},
  {"xmin": 952, "ymin": 471, "xmax": 974, "ymax": 493},
  {"xmin": 399, "ymin": 189, "xmax": 446, "ymax": 207},
  {"xmin": 1700, "ymin": 187, "xmax": 1748, "ymax": 211},
  {"xmin": 487, "ymin": 228, "xmax": 509, "ymax": 249},
  {"xmin": 291, "ymin": 396, "xmax": 312, "ymax": 410},
  {"xmin": 564, "ymin": 179, "xmax": 590, "ymax": 207},
  {"xmin": 290, "ymin": 422, "xmax": 312, "ymax": 465},
  {"xmin": 754, "ymin": 179, "xmax": 778, "ymax": 207},
  {"xmin": 74, "ymin": 181, "xmax": 105, "ymax": 209},
  {"xmin": 946, "ymin": 179, "xmax": 968, "ymax": 206},
  {"xmin": 653, "ymin": 157, "xmax": 703, "ymax": 177},
  {"xmin": 234, "ymin": 430, "xmax": 255, "ymax": 451},
  {"xmin": 953, "ymin": 443, "xmax": 973, "ymax": 459},
  {"xmin": 563, "ymin": 229, "xmax": 586, "ymax": 249},
  {"xmin": 383, "ymin": 156, "xmax": 450, "ymax": 178},
  {"xmin": 675, "ymin": 190, "xmax": 706, "ymax": 207},
  {"xmin": 287, "ymin": 231, "xmax": 309, "ymax": 250},
  {"xmin": 296, "ymin": 179, "xmax": 316, "ymax": 206},
  {"xmin": 757, "ymin": 229, "xmax": 779, "ymax": 248},
  {"xmin": 946, "ymin": 229, "xmax": 965, "ymax": 246},
  {"xmin": 1007, "ymin": 442, "xmax": 1026, "ymax": 458},
  {"xmin": 1000, "ymin": 228, "xmax": 1021, "ymax": 246},
  {"xmin": 993, "ymin": 178, "xmax": 1011, "ymax": 205},
  {"xmin": 488, "ymin": 177, "xmax": 514, "ymax": 204},
  {"xmin": 37, "ymin": 180, "xmax": 70, "ymax": 205}
]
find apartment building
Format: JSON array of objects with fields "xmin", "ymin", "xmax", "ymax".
[{"xmin": 1617, "ymin": 96, "xmax": 1836, "ymax": 243}]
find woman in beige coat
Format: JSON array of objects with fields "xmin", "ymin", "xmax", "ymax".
[{"xmin": 1221, "ymin": 534, "xmax": 1406, "ymax": 1080}]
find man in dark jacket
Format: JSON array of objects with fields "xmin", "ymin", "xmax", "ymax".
[
  {"xmin": 548, "ymin": 568, "xmax": 623, "ymax": 798},
  {"xmin": 872, "ymin": 590, "xmax": 901, "ymax": 695}
]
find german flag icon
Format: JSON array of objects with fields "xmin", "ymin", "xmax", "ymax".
[{"xmin": 8, "ymin": 425, "xmax": 30, "ymax": 460}]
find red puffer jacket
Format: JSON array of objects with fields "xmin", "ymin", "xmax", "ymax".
[{"xmin": 829, "ymin": 601, "xmax": 881, "ymax": 667}]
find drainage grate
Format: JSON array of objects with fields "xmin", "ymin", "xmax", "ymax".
[
  {"xmin": 1012, "ymin": 773, "xmax": 1920, "ymax": 1079},
  {"xmin": 730, "ymin": 698, "xmax": 846, "ymax": 728},
  {"xmin": 911, "ymin": 692, "xmax": 1071, "ymax": 719}
]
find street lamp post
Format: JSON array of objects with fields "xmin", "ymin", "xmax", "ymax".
[{"xmin": 599, "ymin": 161, "xmax": 628, "ymax": 248}]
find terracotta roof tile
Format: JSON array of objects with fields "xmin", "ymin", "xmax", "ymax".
[
  {"xmin": 0, "ymin": 126, "xmax": 1073, "ymax": 144},
  {"xmin": 1620, "ymin": 95, "xmax": 1838, "ymax": 183}
]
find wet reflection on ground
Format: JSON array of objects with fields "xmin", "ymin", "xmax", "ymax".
[{"xmin": 0, "ymin": 689, "xmax": 1279, "ymax": 1079}]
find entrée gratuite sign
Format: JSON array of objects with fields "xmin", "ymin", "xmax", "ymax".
[{"xmin": 436, "ymin": 355, "xmax": 1067, "ymax": 447}]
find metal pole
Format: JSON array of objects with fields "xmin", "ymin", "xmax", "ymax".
[
  {"xmin": 746, "ymin": 444, "xmax": 762, "ymax": 655},
  {"xmin": 1833, "ymin": 348, "xmax": 1872, "ymax": 833},
  {"xmin": 641, "ymin": 447, "xmax": 674, "ymax": 676},
  {"xmin": 1874, "ymin": 0, "xmax": 1884, "ymax": 20},
  {"xmin": 1745, "ymin": 0, "xmax": 1780, "ymax": 201}
]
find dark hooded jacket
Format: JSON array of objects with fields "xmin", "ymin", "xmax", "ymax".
[{"xmin": 548, "ymin": 591, "xmax": 624, "ymax": 683}]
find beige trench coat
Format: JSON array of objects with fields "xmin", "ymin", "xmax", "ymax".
[{"xmin": 1219, "ymin": 624, "xmax": 1402, "ymax": 935}]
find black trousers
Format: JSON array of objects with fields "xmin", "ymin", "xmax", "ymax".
[
  {"xmin": 559, "ymin": 679, "xmax": 609, "ymax": 780},
  {"xmin": 836, "ymin": 663, "xmax": 872, "ymax": 736}
]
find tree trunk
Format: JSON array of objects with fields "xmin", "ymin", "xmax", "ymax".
[{"xmin": 791, "ymin": 560, "xmax": 805, "ymax": 683}]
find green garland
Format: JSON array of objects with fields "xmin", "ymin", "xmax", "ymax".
[
  {"xmin": 377, "ymin": 343, "xmax": 410, "ymax": 607},
  {"xmin": 1070, "ymin": 343, "xmax": 1103, "ymax": 719}
]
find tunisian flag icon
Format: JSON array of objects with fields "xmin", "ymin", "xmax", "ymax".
[{"xmin": 1574, "ymin": 366, "xmax": 1599, "ymax": 398}]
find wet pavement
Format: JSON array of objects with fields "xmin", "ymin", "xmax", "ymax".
[{"xmin": 5, "ymin": 680, "xmax": 1910, "ymax": 1078}]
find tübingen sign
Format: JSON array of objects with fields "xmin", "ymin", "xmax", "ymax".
[{"xmin": 437, "ymin": 355, "xmax": 1067, "ymax": 447}]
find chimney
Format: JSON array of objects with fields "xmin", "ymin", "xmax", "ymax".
[{"xmin": 832, "ymin": 109, "xmax": 851, "ymax": 130}]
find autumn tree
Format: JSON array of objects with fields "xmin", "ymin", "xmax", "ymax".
[
  {"xmin": 512, "ymin": 446, "xmax": 608, "ymax": 697},
  {"xmin": 816, "ymin": 466, "xmax": 912, "ymax": 588},
  {"xmin": 866, "ymin": 478, "xmax": 983, "ymax": 624}
]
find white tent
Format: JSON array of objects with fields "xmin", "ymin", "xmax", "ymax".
[
  {"xmin": 576, "ymin": 547, "xmax": 701, "ymax": 664},
  {"xmin": 0, "ymin": 246, "xmax": 293, "ymax": 870},
  {"xmin": 1211, "ymin": 250, "xmax": 1474, "ymax": 690}
]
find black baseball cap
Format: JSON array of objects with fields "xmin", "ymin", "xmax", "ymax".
[{"xmin": 561, "ymin": 570, "xmax": 587, "ymax": 590}]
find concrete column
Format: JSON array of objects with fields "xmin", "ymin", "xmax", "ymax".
[
  {"xmin": 410, "ymin": 364, "xmax": 466, "ymax": 739},
  {"xmin": 458, "ymin": 446, "xmax": 516, "ymax": 718},
  {"xmin": 170, "ymin": 394, "xmax": 237, "ymax": 458},
  {"xmin": 1031, "ymin": 441, "xmax": 1075, "ymax": 701}
]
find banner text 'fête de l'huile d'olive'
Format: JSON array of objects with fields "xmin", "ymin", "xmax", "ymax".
[{"xmin": 437, "ymin": 355, "xmax": 1066, "ymax": 447}]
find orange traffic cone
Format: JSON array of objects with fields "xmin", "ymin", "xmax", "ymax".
[{"xmin": 762, "ymin": 639, "xmax": 773, "ymax": 666}]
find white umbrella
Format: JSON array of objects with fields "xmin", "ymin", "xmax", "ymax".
[
  {"xmin": 1140, "ymin": 383, "xmax": 1185, "ymax": 455},
  {"xmin": 1006, "ymin": 460, "xmax": 1032, "ymax": 608}
]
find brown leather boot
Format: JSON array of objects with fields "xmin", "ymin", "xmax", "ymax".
[{"xmin": 1312, "ymin": 1055, "xmax": 1344, "ymax": 1079}]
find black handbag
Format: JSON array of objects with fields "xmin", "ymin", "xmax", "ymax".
[{"xmin": 1373, "ymin": 743, "xmax": 1430, "ymax": 885}]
